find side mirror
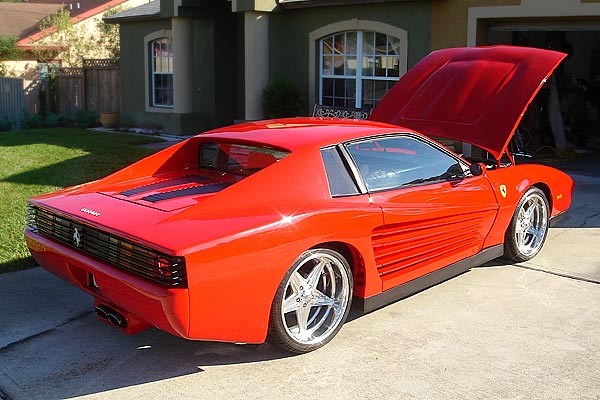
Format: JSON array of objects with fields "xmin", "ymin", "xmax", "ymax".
[{"xmin": 470, "ymin": 163, "xmax": 486, "ymax": 176}]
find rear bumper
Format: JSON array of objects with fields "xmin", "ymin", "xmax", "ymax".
[{"xmin": 25, "ymin": 229, "xmax": 190, "ymax": 338}]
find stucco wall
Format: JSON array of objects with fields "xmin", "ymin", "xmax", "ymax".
[
  {"xmin": 431, "ymin": 0, "xmax": 520, "ymax": 50},
  {"xmin": 432, "ymin": 0, "xmax": 600, "ymax": 49},
  {"xmin": 119, "ymin": 14, "xmax": 240, "ymax": 134},
  {"xmin": 268, "ymin": 2, "xmax": 432, "ymax": 115},
  {"xmin": 119, "ymin": 19, "xmax": 174, "ymax": 131}
]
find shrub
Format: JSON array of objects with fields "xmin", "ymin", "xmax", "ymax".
[
  {"xmin": 45, "ymin": 112, "xmax": 69, "ymax": 128},
  {"xmin": 262, "ymin": 76, "xmax": 303, "ymax": 118},
  {"xmin": 21, "ymin": 111, "xmax": 43, "ymax": 129},
  {"xmin": 74, "ymin": 108, "xmax": 97, "ymax": 128},
  {"xmin": 0, "ymin": 116, "xmax": 13, "ymax": 131}
]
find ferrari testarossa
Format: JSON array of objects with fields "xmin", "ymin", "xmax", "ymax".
[{"xmin": 25, "ymin": 46, "xmax": 573, "ymax": 353}]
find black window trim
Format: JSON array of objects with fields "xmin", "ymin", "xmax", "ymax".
[{"xmin": 336, "ymin": 144, "xmax": 368, "ymax": 195}]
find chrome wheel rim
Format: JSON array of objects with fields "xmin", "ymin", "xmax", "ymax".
[
  {"xmin": 281, "ymin": 252, "xmax": 350, "ymax": 345},
  {"xmin": 515, "ymin": 192, "xmax": 548, "ymax": 257}
]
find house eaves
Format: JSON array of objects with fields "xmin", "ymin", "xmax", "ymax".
[
  {"xmin": 103, "ymin": 0, "xmax": 161, "ymax": 23},
  {"xmin": 276, "ymin": 0, "xmax": 427, "ymax": 9}
]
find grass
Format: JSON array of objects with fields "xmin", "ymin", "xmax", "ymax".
[{"xmin": 0, "ymin": 128, "xmax": 164, "ymax": 274}]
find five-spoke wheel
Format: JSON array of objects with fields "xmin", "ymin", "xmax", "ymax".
[
  {"xmin": 268, "ymin": 248, "xmax": 353, "ymax": 353},
  {"xmin": 504, "ymin": 187, "xmax": 549, "ymax": 262}
]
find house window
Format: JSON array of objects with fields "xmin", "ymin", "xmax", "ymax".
[
  {"xmin": 320, "ymin": 31, "xmax": 402, "ymax": 109},
  {"xmin": 150, "ymin": 38, "xmax": 173, "ymax": 107}
]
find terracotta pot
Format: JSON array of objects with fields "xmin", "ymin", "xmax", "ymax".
[{"xmin": 100, "ymin": 112, "xmax": 120, "ymax": 129}]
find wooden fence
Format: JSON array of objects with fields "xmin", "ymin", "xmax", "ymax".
[
  {"xmin": 0, "ymin": 76, "xmax": 24, "ymax": 130},
  {"xmin": 54, "ymin": 58, "xmax": 120, "ymax": 118},
  {"xmin": 53, "ymin": 67, "xmax": 83, "ymax": 117}
]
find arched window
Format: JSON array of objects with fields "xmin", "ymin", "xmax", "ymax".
[
  {"xmin": 150, "ymin": 37, "xmax": 173, "ymax": 107},
  {"xmin": 319, "ymin": 30, "xmax": 402, "ymax": 109}
]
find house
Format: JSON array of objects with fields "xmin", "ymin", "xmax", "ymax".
[
  {"xmin": 103, "ymin": 0, "xmax": 600, "ymax": 147},
  {"xmin": 0, "ymin": 0, "xmax": 150, "ymax": 112}
]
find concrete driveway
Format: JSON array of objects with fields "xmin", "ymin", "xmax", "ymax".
[{"xmin": 1, "ymin": 152, "xmax": 598, "ymax": 400}]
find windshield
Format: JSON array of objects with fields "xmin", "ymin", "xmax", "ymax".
[{"xmin": 198, "ymin": 142, "xmax": 289, "ymax": 176}]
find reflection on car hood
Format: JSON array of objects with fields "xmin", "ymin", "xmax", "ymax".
[{"xmin": 369, "ymin": 46, "xmax": 567, "ymax": 160}]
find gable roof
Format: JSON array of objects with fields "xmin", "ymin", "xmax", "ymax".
[{"xmin": 0, "ymin": 2, "xmax": 62, "ymax": 39}]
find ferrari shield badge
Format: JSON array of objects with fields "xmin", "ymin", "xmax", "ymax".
[
  {"xmin": 73, "ymin": 227, "xmax": 81, "ymax": 247},
  {"xmin": 500, "ymin": 184, "xmax": 507, "ymax": 198}
]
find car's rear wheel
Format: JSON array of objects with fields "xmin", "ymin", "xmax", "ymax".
[
  {"xmin": 268, "ymin": 248, "xmax": 353, "ymax": 353},
  {"xmin": 504, "ymin": 187, "xmax": 549, "ymax": 262}
]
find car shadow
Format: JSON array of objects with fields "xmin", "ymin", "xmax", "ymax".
[{"xmin": 0, "ymin": 309, "xmax": 296, "ymax": 399}]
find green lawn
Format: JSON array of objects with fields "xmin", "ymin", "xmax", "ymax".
[{"xmin": 0, "ymin": 128, "xmax": 164, "ymax": 273}]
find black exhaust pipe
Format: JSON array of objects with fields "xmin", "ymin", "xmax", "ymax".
[
  {"xmin": 95, "ymin": 305, "xmax": 110, "ymax": 320},
  {"xmin": 95, "ymin": 304, "xmax": 128, "ymax": 329},
  {"xmin": 107, "ymin": 311, "xmax": 127, "ymax": 329}
]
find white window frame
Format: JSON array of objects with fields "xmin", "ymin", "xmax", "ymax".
[
  {"xmin": 319, "ymin": 30, "xmax": 403, "ymax": 109},
  {"xmin": 144, "ymin": 30, "xmax": 174, "ymax": 113},
  {"xmin": 150, "ymin": 38, "xmax": 174, "ymax": 108},
  {"xmin": 309, "ymin": 20, "xmax": 408, "ymax": 111}
]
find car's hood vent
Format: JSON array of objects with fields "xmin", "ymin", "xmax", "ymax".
[
  {"xmin": 140, "ymin": 183, "xmax": 230, "ymax": 203},
  {"xmin": 102, "ymin": 173, "xmax": 234, "ymax": 212},
  {"xmin": 120, "ymin": 175, "xmax": 210, "ymax": 197}
]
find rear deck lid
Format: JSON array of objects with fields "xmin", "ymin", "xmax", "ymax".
[{"xmin": 368, "ymin": 46, "xmax": 566, "ymax": 159}]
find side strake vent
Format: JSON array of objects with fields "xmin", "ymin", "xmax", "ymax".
[
  {"xmin": 120, "ymin": 175, "xmax": 210, "ymax": 197},
  {"xmin": 26, "ymin": 205, "xmax": 187, "ymax": 287},
  {"xmin": 372, "ymin": 212, "xmax": 487, "ymax": 281},
  {"xmin": 141, "ymin": 183, "xmax": 230, "ymax": 203}
]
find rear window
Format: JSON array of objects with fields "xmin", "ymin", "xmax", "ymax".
[{"xmin": 198, "ymin": 142, "xmax": 288, "ymax": 176}]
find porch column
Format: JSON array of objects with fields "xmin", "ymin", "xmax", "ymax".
[
  {"xmin": 244, "ymin": 12, "xmax": 269, "ymax": 120},
  {"xmin": 172, "ymin": 17, "xmax": 193, "ymax": 113}
]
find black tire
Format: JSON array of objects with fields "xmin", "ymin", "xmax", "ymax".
[
  {"xmin": 504, "ymin": 187, "xmax": 550, "ymax": 262},
  {"xmin": 268, "ymin": 248, "xmax": 353, "ymax": 353}
]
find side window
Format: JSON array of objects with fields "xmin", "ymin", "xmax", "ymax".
[
  {"xmin": 321, "ymin": 147, "xmax": 360, "ymax": 197},
  {"xmin": 345, "ymin": 136, "xmax": 464, "ymax": 192}
]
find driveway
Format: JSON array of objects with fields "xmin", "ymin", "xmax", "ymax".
[{"xmin": 1, "ymin": 152, "xmax": 598, "ymax": 400}]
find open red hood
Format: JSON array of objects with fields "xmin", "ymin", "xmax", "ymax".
[{"xmin": 369, "ymin": 46, "xmax": 566, "ymax": 160}]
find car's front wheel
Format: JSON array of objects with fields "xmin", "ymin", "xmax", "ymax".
[
  {"xmin": 268, "ymin": 248, "xmax": 353, "ymax": 353},
  {"xmin": 504, "ymin": 187, "xmax": 549, "ymax": 262}
]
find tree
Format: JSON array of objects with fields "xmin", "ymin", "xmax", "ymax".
[
  {"xmin": 0, "ymin": 35, "xmax": 23, "ymax": 76},
  {"xmin": 96, "ymin": 6, "xmax": 126, "ymax": 58},
  {"xmin": 34, "ymin": 5, "xmax": 127, "ymax": 67},
  {"xmin": 35, "ymin": 7, "xmax": 90, "ymax": 67}
]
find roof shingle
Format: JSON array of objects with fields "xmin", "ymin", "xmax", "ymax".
[{"xmin": 104, "ymin": 0, "xmax": 159, "ymax": 23}]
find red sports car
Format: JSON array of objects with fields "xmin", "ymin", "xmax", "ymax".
[{"xmin": 25, "ymin": 46, "xmax": 573, "ymax": 353}]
